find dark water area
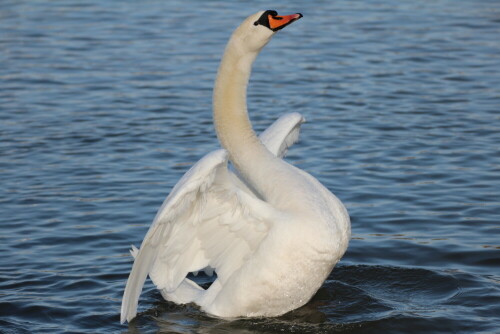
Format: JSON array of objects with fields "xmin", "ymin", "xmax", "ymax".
[{"xmin": 1, "ymin": 0, "xmax": 499, "ymax": 333}]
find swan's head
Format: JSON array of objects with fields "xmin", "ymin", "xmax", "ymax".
[{"xmin": 230, "ymin": 10, "xmax": 303, "ymax": 55}]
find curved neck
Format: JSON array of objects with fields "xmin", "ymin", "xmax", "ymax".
[{"xmin": 213, "ymin": 42, "xmax": 274, "ymax": 183}]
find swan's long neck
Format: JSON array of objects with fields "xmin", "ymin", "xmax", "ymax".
[
  {"xmin": 213, "ymin": 41, "xmax": 276, "ymax": 191},
  {"xmin": 213, "ymin": 47, "xmax": 257, "ymax": 158}
]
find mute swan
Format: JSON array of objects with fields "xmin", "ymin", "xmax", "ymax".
[{"xmin": 121, "ymin": 10, "xmax": 350, "ymax": 323}]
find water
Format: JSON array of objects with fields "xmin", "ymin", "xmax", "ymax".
[{"xmin": 1, "ymin": 0, "xmax": 499, "ymax": 333}]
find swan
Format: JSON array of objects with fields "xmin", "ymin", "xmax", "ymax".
[{"xmin": 121, "ymin": 10, "xmax": 350, "ymax": 323}]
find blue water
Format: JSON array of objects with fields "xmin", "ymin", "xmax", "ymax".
[{"xmin": 1, "ymin": 1, "xmax": 499, "ymax": 333}]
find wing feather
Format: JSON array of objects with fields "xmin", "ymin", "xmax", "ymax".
[
  {"xmin": 121, "ymin": 113, "xmax": 304, "ymax": 323},
  {"xmin": 121, "ymin": 150, "xmax": 227, "ymax": 323},
  {"xmin": 259, "ymin": 112, "xmax": 305, "ymax": 158}
]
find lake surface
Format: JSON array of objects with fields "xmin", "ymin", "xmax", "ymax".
[{"xmin": 1, "ymin": 0, "xmax": 499, "ymax": 333}]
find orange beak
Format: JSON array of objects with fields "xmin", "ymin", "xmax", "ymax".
[{"xmin": 268, "ymin": 13, "xmax": 303, "ymax": 31}]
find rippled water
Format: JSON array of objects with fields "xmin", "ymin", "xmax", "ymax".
[{"xmin": 1, "ymin": 0, "xmax": 499, "ymax": 333}]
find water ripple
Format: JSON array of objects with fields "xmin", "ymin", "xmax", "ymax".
[{"xmin": 1, "ymin": 0, "xmax": 499, "ymax": 333}]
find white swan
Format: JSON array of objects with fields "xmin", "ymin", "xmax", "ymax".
[{"xmin": 121, "ymin": 10, "xmax": 350, "ymax": 323}]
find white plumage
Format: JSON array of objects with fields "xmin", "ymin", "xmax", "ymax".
[{"xmin": 121, "ymin": 11, "xmax": 350, "ymax": 324}]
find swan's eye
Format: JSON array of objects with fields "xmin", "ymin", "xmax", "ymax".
[
  {"xmin": 254, "ymin": 10, "xmax": 277, "ymax": 30},
  {"xmin": 254, "ymin": 10, "xmax": 302, "ymax": 32}
]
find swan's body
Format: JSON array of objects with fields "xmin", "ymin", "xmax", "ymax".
[{"xmin": 121, "ymin": 10, "xmax": 350, "ymax": 323}]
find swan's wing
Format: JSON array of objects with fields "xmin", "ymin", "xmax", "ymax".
[
  {"xmin": 120, "ymin": 150, "xmax": 226, "ymax": 323},
  {"xmin": 259, "ymin": 112, "xmax": 305, "ymax": 158},
  {"xmin": 121, "ymin": 113, "xmax": 304, "ymax": 323},
  {"xmin": 121, "ymin": 149, "xmax": 283, "ymax": 323}
]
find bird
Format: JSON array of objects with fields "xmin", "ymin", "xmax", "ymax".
[{"xmin": 121, "ymin": 10, "xmax": 350, "ymax": 324}]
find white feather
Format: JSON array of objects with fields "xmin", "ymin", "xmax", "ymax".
[
  {"xmin": 120, "ymin": 113, "xmax": 306, "ymax": 323},
  {"xmin": 121, "ymin": 10, "xmax": 350, "ymax": 324}
]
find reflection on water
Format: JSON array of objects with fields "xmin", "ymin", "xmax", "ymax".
[
  {"xmin": 126, "ymin": 265, "xmax": 487, "ymax": 334},
  {"xmin": 1, "ymin": 0, "xmax": 499, "ymax": 333}
]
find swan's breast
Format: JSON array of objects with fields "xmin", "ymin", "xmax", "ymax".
[{"xmin": 206, "ymin": 218, "xmax": 344, "ymax": 318}]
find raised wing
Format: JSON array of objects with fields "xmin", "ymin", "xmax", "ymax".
[
  {"xmin": 121, "ymin": 149, "xmax": 229, "ymax": 323},
  {"xmin": 259, "ymin": 112, "xmax": 305, "ymax": 158},
  {"xmin": 121, "ymin": 113, "xmax": 305, "ymax": 323}
]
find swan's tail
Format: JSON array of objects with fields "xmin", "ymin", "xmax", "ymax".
[
  {"xmin": 160, "ymin": 278, "xmax": 204, "ymax": 304},
  {"xmin": 130, "ymin": 244, "xmax": 139, "ymax": 258}
]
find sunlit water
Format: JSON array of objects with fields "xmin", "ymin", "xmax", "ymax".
[{"xmin": 1, "ymin": 1, "xmax": 499, "ymax": 333}]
